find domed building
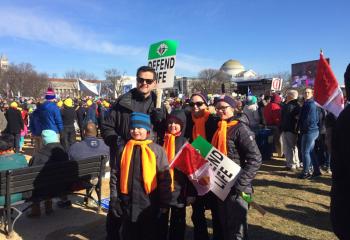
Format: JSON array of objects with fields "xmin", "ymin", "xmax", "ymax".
[{"xmin": 220, "ymin": 59, "xmax": 257, "ymax": 81}]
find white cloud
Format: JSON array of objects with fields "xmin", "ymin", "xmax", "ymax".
[
  {"xmin": 0, "ymin": 7, "xmax": 146, "ymax": 56},
  {"xmin": 0, "ymin": 7, "xmax": 221, "ymax": 76}
]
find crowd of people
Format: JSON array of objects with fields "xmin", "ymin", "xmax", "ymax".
[{"xmin": 0, "ymin": 64, "xmax": 349, "ymax": 240}]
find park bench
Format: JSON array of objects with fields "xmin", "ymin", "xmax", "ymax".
[{"xmin": 0, "ymin": 155, "xmax": 108, "ymax": 238}]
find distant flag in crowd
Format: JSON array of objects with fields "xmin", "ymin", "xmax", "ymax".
[
  {"xmin": 169, "ymin": 142, "xmax": 211, "ymax": 196},
  {"xmin": 247, "ymin": 86, "xmax": 252, "ymax": 96},
  {"xmin": 314, "ymin": 51, "xmax": 344, "ymax": 117},
  {"xmin": 77, "ymin": 78, "xmax": 101, "ymax": 96}
]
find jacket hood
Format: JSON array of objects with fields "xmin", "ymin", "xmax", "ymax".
[{"xmin": 233, "ymin": 113, "xmax": 250, "ymax": 126}]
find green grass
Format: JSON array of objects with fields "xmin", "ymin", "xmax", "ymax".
[{"xmin": 185, "ymin": 157, "xmax": 336, "ymax": 240}]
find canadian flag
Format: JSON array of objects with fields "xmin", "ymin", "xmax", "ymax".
[
  {"xmin": 169, "ymin": 142, "xmax": 211, "ymax": 196},
  {"xmin": 314, "ymin": 52, "xmax": 344, "ymax": 118}
]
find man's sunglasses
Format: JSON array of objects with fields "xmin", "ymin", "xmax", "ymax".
[
  {"xmin": 137, "ymin": 77, "xmax": 155, "ymax": 85},
  {"xmin": 189, "ymin": 101, "xmax": 205, "ymax": 107}
]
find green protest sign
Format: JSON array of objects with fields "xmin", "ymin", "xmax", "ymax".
[{"xmin": 148, "ymin": 40, "xmax": 178, "ymax": 89}]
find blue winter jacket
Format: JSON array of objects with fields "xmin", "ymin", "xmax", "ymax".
[
  {"xmin": 29, "ymin": 109, "xmax": 42, "ymax": 136},
  {"xmin": 298, "ymin": 99, "xmax": 319, "ymax": 134},
  {"xmin": 38, "ymin": 101, "xmax": 63, "ymax": 133}
]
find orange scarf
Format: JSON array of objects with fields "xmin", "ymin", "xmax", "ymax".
[
  {"xmin": 163, "ymin": 133, "xmax": 180, "ymax": 192},
  {"xmin": 211, "ymin": 120, "xmax": 239, "ymax": 156},
  {"xmin": 0, "ymin": 150, "xmax": 14, "ymax": 155},
  {"xmin": 192, "ymin": 110, "xmax": 210, "ymax": 140},
  {"xmin": 120, "ymin": 139, "xmax": 157, "ymax": 194}
]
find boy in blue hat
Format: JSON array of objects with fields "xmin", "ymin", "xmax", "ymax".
[{"xmin": 108, "ymin": 112, "xmax": 171, "ymax": 240}]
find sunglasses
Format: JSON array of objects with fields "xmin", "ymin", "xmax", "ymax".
[
  {"xmin": 137, "ymin": 77, "xmax": 155, "ymax": 85},
  {"xmin": 189, "ymin": 101, "xmax": 205, "ymax": 107},
  {"xmin": 215, "ymin": 106, "xmax": 231, "ymax": 111}
]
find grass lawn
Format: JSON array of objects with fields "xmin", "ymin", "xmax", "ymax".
[
  {"xmin": 183, "ymin": 157, "xmax": 336, "ymax": 240},
  {"xmin": 19, "ymin": 141, "xmax": 336, "ymax": 240}
]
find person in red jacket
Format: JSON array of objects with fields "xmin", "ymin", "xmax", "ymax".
[{"xmin": 263, "ymin": 93, "xmax": 283, "ymax": 157}]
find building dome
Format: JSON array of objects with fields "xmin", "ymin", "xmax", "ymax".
[{"xmin": 220, "ymin": 59, "xmax": 245, "ymax": 77}]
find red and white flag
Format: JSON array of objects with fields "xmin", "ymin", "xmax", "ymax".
[
  {"xmin": 314, "ymin": 52, "xmax": 344, "ymax": 117},
  {"xmin": 170, "ymin": 142, "xmax": 211, "ymax": 196}
]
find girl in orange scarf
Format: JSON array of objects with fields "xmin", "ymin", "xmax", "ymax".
[
  {"xmin": 160, "ymin": 110, "xmax": 189, "ymax": 240},
  {"xmin": 110, "ymin": 112, "xmax": 172, "ymax": 240}
]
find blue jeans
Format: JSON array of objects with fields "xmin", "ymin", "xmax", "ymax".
[{"xmin": 301, "ymin": 131, "xmax": 319, "ymax": 175}]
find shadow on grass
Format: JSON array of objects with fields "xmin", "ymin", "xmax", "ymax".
[
  {"xmin": 249, "ymin": 224, "xmax": 308, "ymax": 240},
  {"xmin": 253, "ymin": 178, "xmax": 330, "ymax": 197},
  {"xmin": 263, "ymin": 204, "xmax": 332, "ymax": 232}
]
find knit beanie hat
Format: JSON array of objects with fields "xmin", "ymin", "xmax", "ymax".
[
  {"xmin": 130, "ymin": 112, "xmax": 151, "ymax": 131},
  {"xmin": 214, "ymin": 95, "xmax": 237, "ymax": 108},
  {"xmin": 10, "ymin": 102, "xmax": 18, "ymax": 108},
  {"xmin": 167, "ymin": 110, "xmax": 186, "ymax": 132},
  {"xmin": 45, "ymin": 88, "xmax": 56, "ymax": 100},
  {"xmin": 246, "ymin": 96, "xmax": 257, "ymax": 106},
  {"xmin": 190, "ymin": 92, "xmax": 208, "ymax": 106},
  {"xmin": 42, "ymin": 130, "xmax": 59, "ymax": 145},
  {"xmin": 64, "ymin": 98, "xmax": 73, "ymax": 108},
  {"xmin": 57, "ymin": 101, "xmax": 63, "ymax": 108}
]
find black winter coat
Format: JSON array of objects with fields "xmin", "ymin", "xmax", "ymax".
[
  {"xmin": 76, "ymin": 107, "xmax": 86, "ymax": 128},
  {"xmin": 225, "ymin": 114, "xmax": 262, "ymax": 194},
  {"xmin": 110, "ymin": 141, "xmax": 171, "ymax": 222},
  {"xmin": 280, "ymin": 99, "xmax": 300, "ymax": 133},
  {"xmin": 29, "ymin": 143, "xmax": 69, "ymax": 166},
  {"xmin": 4, "ymin": 108, "xmax": 24, "ymax": 134},
  {"xmin": 330, "ymin": 104, "xmax": 350, "ymax": 240},
  {"xmin": 61, "ymin": 106, "xmax": 76, "ymax": 127},
  {"xmin": 102, "ymin": 89, "xmax": 167, "ymax": 145}
]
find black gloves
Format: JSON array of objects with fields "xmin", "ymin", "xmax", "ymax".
[{"xmin": 109, "ymin": 197, "xmax": 123, "ymax": 218}]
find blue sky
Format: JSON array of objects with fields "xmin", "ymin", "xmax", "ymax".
[{"xmin": 0, "ymin": 0, "xmax": 349, "ymax": 82}]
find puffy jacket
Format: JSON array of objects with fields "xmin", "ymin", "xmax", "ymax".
[
  {"xmin": 225, "ymin": 114, "xmax": 262, "ymax": 194},
  {"xmin": 280, "ymin": 99, "xmax": 300, "ymax": 133},
  {"xmin": 38, "ymin": 101, "xmax": 63, "ymax": 133},
  {"xmin": 298, "ymin": 99, "xmax": 319, "ymax": 134}
]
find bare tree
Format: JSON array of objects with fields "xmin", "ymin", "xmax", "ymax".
[
  {"xmin": 64, "ymin": 70, "xmax": 98, "ymax": 81},
  {"xmin": 191, "ymin": 68, "xmax": 232, "ymax": 94},
  {"xmin": 1, "ymin": 63, "xmax": 48, "ymax": 98},
  {"xmin": 259, "ymin": 71, "xmax": 292, "ymax": 93},
  {"xmin": 105, "ymin": 68, "xmax": 125, "ymax": 98}
]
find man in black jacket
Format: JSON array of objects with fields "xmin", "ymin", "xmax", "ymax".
[
  {"xmin": 281, "ymin": 89, "xmax": 301, "ymax": 171},
  {"xmin": 4, "ymin": 102, "xmax": 23, "ymax": 153},
  {"xmin": 60, "ymin": 98, "xmax": 77, "ymax": 150},
  {"xmin": 101, "ymin": 66, "xmax": 167, "ymax": 240},
  {"xmin": 330, "ymin": 64, "xmax": 350, "ymax": 240}
]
